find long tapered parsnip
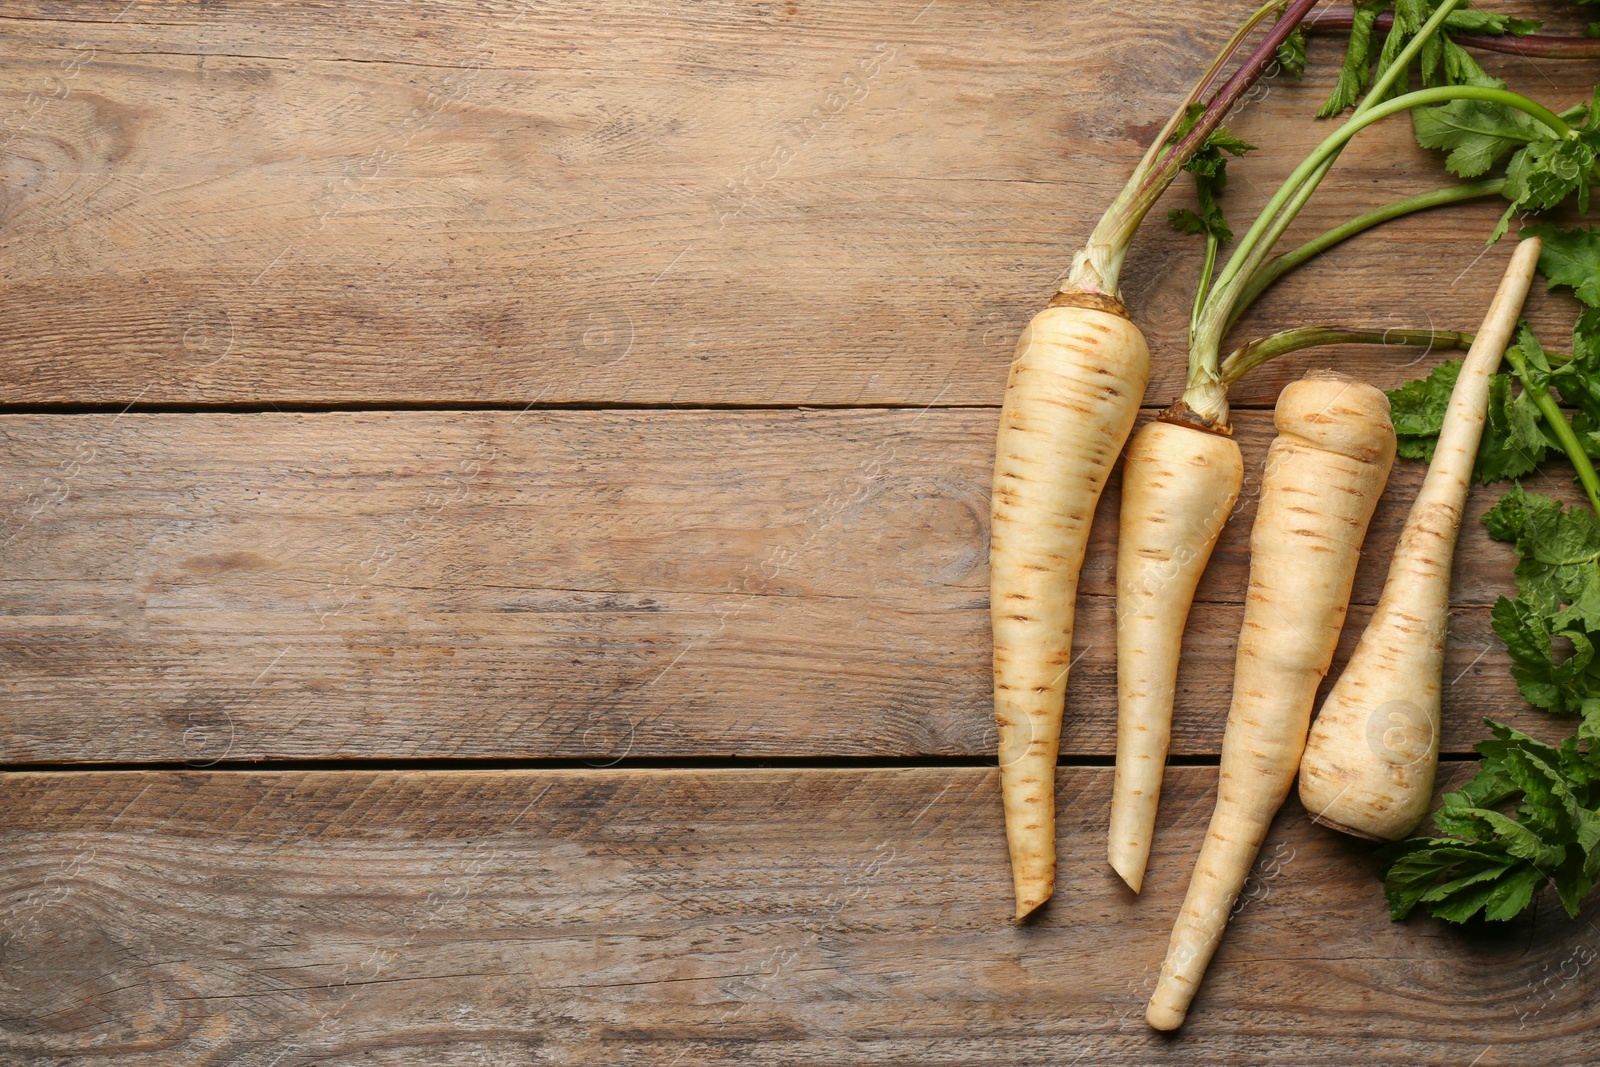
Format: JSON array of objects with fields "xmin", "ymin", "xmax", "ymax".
[
  {"xmin": 993, "ymin": 294, "xmax": 1149, "ymax": 920},
  {"xmin": 1146, "ymin": 371, "xmax": 1395, "ymax": 1031},
  {"xmin": 1110, "ymin": 420, "xmax": 1243, "ymax": 893},
  {"xmin": 1298, "ymin": 239, "xmax": 1543, "ymax": 841}
]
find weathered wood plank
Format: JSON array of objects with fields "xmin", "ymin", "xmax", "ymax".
[
  {"xmin": 1, "ymin": 767, "xmax": 1593, "ymax": 1065},
  {"xmin": 0, "ymin": 410, "xmax": 1583, "ymax": 762},
  {"xmin": 0, "ymin": 1, "xmax": 1590, "ymax": 406}
]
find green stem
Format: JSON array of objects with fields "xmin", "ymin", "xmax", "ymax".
[
  {"xmin": 1211, "ymin": 0, "xmax": 1471, "ymax": 298},
  {"xmin": 1231, "ymin": 180, "xmax": 1506, "ymax": 328},
  {"xmin": 1504, "ymin": 345, "xmax": 1600, "ymax": 516},
  {"xmin": 1219, "ymin": 327, "xmax": 1476, "ymax": 385},
  {"xmin": 1179, "ymin": 0, "xmax": 1475, "ymax": 419},
  {"xmin": 1190, "ymin": 231, "xmax": 1220, "ymax": 344},
  {"xmin": 1195, "ymin": 83, "xmax": 1572, "ymax": 357},
  {"xmin": 1135, "ymin": 1, "xmax": 1282, "ymax": 179}
]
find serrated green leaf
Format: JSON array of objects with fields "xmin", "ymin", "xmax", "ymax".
[
  {"xmin": 1492, "ymin": 740, "xmax": 1571, "ymax": 833},
  {"xmin": 1482, "ymin": 864, "xmax": 1545, "ymax": 920},
  {"xmin": 1492, "ymin": 596, "xmax": 1566, "ymax": 711},
  {"xmin": 1443, "ymin": 11, "xmax": 1541, "ymax": 36},
  {"xmin": 1439, "ymin": 39, "xmax": 1486, "ymax": 88},
  {"xmin": 1320, "ymin": 1, "xmax": 1387, "ymax": 117},
  {"xmin": 1483, "ymin": 483, "xmax": 1553, "ymax": 542},
  {"xmin": 1511, "ymin": 496, "xmax": 1600, "ymax": 619},
  {"xmin": 1381, "ymin": 840, "xmax": 1507, "ymax": 919},
  {"xmin": 1418, "ymin": 858, "xmax": 1517, "ymax": 902},
  {"xmin": 1577, "ymin": 807, "xmax": 1600, "ymax": 854},
  {"xmin": 1412, "ymin": 82, "xmax": 1545, "ymax": 178},
  {"xmin": 1477, "ymin": 373, "xmax": 1549, "ymax": 481},
  {"xmin": 1464, "ymin": 808, "xmax": 1568, "ymax": 867},
  {"xmin": 1524, "ymin": 224, "xmax": 1600, "ymax": 307},
  {"xmin": 1276, "ymin": 24, "xmax": 1308, "ymax": 80},
  {"xmin": 1386, "ymin": 359, "xmax": 1460, "ymax": 461},
  {"xmin": 1503, "ymin": 136, "xmax": 1597, "ymax": 216},
  {"xmin": 1373, "ymin": 0, "xmax": 1428, "ymax": 98},
  {"xmin": 1167, "ymin": 115, "xmax": 1254, "ymax": 246},
  {"xmin": 1552, "ymin": 861, "xmax": 1594, "ymax": 917},
  {"xmin": 1433, "ymin": 869, "xmax": 1521, "ymax": 922}
]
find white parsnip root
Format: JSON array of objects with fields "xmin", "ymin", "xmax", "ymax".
[
  {"xmin": 1147, "ymin": 371, "xmax": 1395, "ymax": 1030},
  {"xmin": 1298, "ymin": 238, "xmax": 1543, "ymax": 841},
  {"xmin": 1110, "ymin": 420, "xmax": 1243, "ymax": 893},
  {"xmin": 992, "ymin": 295, "xmax": 1149, "ymax": 920}
]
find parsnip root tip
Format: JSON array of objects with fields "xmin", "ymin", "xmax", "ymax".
[
  {"xmin": 1109, "ymin": 852, "xmax": 1145, "ymax": 895},
  {"xmin": 1014, "ymin": 891, "xmax": 1051, "ymax": 923},
  {"xmin": 1145, "ymin": 999, "xmax": 1187, "ymax": 1032}
]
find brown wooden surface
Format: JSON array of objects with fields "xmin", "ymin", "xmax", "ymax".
[
  {"xmin": 0, "ymin": 0, "xmax": 1594, "ymax": 407},
  {"xmin": 3, "ymin": 766, "xmax": 1596, "ymax": 1066},
  {"xmin": 4, "ymin": 1, "xmax": 1599, "ymax": 1061},
  {"xmin": 0, "ymin": 409, "xmax": 1587, "ymax": 763}
]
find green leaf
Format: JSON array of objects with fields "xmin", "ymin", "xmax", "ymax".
[
  {"xmin": 1506, "ymin": 493, "xmax": 1600, "ymax": 619},
  {"xmin": 1552, "ymin": 861, "xmax": 1594, "ymax": 918},
  {"xmin": 1411, "ymin": 79, "xmax": 1546, "ymax": 178},
  {"xmin": 1442, "ymin": 11, "xmax": 1541, "ymax": 36},
  {"xmin": 1276, "ymin": 23, "xmax": 1308, "ymax": 80},
  {"xmin": 1482, "ymin": 483, "xmax": 1558, "ymax": 542},
  {"xmin": 1386, "ymin": 358, "xmax": 1460, "ymax": 461},
  {"xmin": 1373, "ymin": 0, "xmax": 1428, "ymax": 102},
  {"xmin": 1319, "ymin": 1, "xmax": 1387, "ymax": 117},
  {"xmin": 1524, "ymin": 224, "xmax": 1600, "ymax": 307},
  {"xmin": 1504, "ymin": 600, "xmax": 1571, "ymax": 709},
  {"xmin": 1465, "ymin": 808, "xmax": 1567, "ymax": 867},
  {"xmin": 1432, "ymin": 863, "xmax": 1524, "ymax": 922},
  {"xmin": 1417, "ymin": 856, "xmax": 1516, "ymax": 902},
  {"xmin": 1482, "ymin": 864, "xmax": 1545, "ymax": 920},
  {"xmin": 1482, "ymin": 730, "xmax": 1571, "ymax": 833},
  {"xmin": 1577, "ymin": 806, "xmax": 1600, "ymax": 854},
  {"xmin": 1502, "ymin": 136, "xmax": 1597, "ymax": 216},
  {"xmin": 1476, "ymin": 373, "xmax": 1549, "ymax": 482},
  {"xmin": 1165, "ymin": 107, "xmax": 1255, "ymax": 246},
  {"xmin": 1381, "ymin": 840, "xmax": 1509, "ymax": 919},
  {"xmin": 1438, "ymin": 39, "xmax": 1486, "ymax": 88}
]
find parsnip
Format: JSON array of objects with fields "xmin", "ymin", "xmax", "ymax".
[
  {"xmin": 1109, "ymin": 420, "xmax": 1243, "ymax": 893},
  {"xmin": 993, "ymin": 295, "xmax": 1148, "ymax": 920},
  {"xmin": 1298, "ymin": 238, "xmax": 1543, "ymax": 841}
]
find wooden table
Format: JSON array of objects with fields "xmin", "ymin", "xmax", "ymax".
[{"xmin": 2, "ymin": 2, "xmax": 1596, "ymax": 1062}]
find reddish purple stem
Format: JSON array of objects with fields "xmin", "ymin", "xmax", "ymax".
[
  {"xmin": 1307, "ymin": 7, "xmax": 1600, "ymax": 58},
  {"xmin": 1135, "ymin": 0, "xmax": 1323, "ymax": 207}
]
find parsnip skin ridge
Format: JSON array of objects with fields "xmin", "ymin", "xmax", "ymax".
[
  {"xmin": 1298, "ymin": 238, "xmax": 1544, "ymax": 841},
  {"xmin": 1147, "ymin": 372, "xmax": 1396, "ymax": 1030},
  {"xmin": 992, "ymin": 303, "xmax": 1150, "ymax": 921},
  {"xmin": 1111, "ymin": 421, "xmax": 1244, "ymax": 893}
]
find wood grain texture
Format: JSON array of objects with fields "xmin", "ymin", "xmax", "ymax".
[
  {"xmin": 1, "ymin": 766, "xmax": 1594, "ymax": 1065},
  {"xmin": 0, "ymin": 0, "xmax": 1593, "ymax": 406},
  {"xmin": 0, "ymin": 410, "xmax": 1584, "ymax": 763}
]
